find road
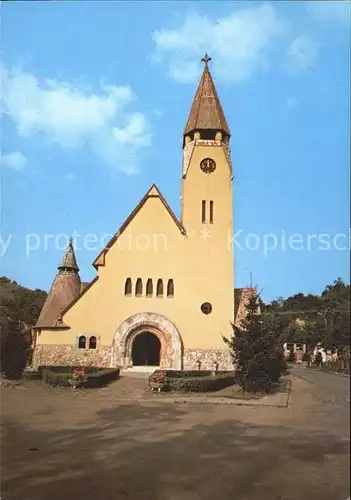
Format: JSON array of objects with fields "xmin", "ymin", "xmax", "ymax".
[
  {"xmin": 1, "ymin": 373, "xmax": 350, "ymax": 500},
  {"xmin": 290, "ymin": 364, "xmax": 350, "ymax": 406},
  {"xmin": 291, "ymin": 364, "xmax": 350, "ymax": 439}
]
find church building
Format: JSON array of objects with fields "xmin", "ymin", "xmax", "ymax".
[{"xmin": 33, "ymin": 55, "xmax": 253, "ymax": 372}]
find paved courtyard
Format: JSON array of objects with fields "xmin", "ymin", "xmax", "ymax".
[{"xmin": 1, "ymin": 371, "xmax": 350, "ymax": 500}]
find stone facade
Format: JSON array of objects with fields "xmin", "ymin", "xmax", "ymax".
[
  {"xmin": 33, "ymin": 344, "xmax": 234, "ymax": 372},
  {"xmin": 183, "ymin": 348, "xmax": 233, "ymax": 371},
  {"xmin": 33, "ymin": 345, "xmax": 111, "ymax": 368}
]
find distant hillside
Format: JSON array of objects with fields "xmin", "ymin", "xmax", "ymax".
[
  {"xmin": 0, "ymin": 276, "xmax": 47, "ymax": 331},
  {"xmin": 262, "ymin": 278, "xmax": 350, "ymax": 349}
]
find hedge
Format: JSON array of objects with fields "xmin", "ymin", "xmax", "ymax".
[
  {"xmin": 85, "ymin": 368, "xmax": 120, "ymax": 388},
  {"xmin": 39, "ymin": 367, "xmax": 120, "ymax": 388},
  {"xmin": 149, "ymin": 370, "xmax": 234, "ymax": 392},
  {"xmin": 38, "ymin": 366, "xmax": 101, "ymax": 374}
]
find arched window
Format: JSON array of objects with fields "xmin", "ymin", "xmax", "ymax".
[
  {"xmin": 78, "ymin": 335, "xmax": 86, "ymax": 349},
  {"xmin": 146, "ymin": 279, "xmax": 153, "ymax": 297},
  {"xmin": 167, "ymin": 279, "xmax": 174, "ymax": 298},
  {"xmin": 156, "ymin": 279, "xmax": 164, "ymax": 297},
  {"xmin": 135, "ymin": 278, "xmax": 143, "ymax": 297},
  {"xmin": 124, "ymin": 278, "xmax": 132, "ymax": 296},
  {"xmin": 89, "ymin": 336, "xmax": 97, "ymax": 349}
]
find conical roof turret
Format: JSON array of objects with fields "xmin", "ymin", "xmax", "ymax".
[
  {"xmin": 58, "ymin": 238, "xmax": 79, "ymax": 272},
  {"xmin": 35, "ymin": 238, "xmax": 81, "ymax": 327},
  {"xmin": 184, "ymin": 54, "xmax": 230, "ymax": 140}
]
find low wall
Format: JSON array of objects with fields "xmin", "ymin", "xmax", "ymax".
[
  {"xmin": 33, "ymin": 345, "xmax": 112, "ymax": 368},
  {"xmin": 183, "ymin": 349, "xmax": 233, "ymax": 371},
  {"xmin": 33, "ymin": 345, "xmax": 234, "ymax": 372}
]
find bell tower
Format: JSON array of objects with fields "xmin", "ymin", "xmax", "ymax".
[{"xmin": 181, "ymin": 55, "xmax": 234, "ymax": 345}]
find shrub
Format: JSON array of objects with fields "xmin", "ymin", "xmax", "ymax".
[
  {"xmin": 223, "ymin": 293, "xmax": 286, "ymax": 393},
  {"xmin": 40, "ymin": 366, "xmax": 120, "ymax": 388},
  {"xmin": 38, "ymin": 365, "xmax": 100, "ymax": 374},
  {"xmin": 148, "ymin": 370, "xmax": 234, "ymax": 392},
  {"xmin": 41, "ymin": 369, "xmax": 72, "ymax": 387},
  {"xmin": 244, "ymin": 360, "xmax": 274, "ymax": 393},
  {"xmin": 85, "ymin": 368, "xmax": 120, "ymax": 388}
]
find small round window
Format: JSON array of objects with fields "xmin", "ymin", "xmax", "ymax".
[{"xmin": 201, "ymin": 302, "xmax": 212, "ymax": 315}]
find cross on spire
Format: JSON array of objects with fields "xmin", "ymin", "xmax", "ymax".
[{"xmin": 201, "ymin": 53, "xmax": 211, "ymax": 68}]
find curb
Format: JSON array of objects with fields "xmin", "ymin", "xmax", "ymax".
[{"xmin": 293, "ymin": 367, "xmax": 350, "ymax": 379}]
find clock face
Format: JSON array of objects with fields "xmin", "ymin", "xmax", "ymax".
[{"xmin": 200, "ymin": 158, "xmax": 216, "ymax": 173}]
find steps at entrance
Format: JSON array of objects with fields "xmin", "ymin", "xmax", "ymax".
[{"xmin": 121, "ymin": 366, "xmax": 158, "ymax": 378}]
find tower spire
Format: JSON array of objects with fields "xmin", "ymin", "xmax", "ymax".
[
  {"xmin": 183, "ymin": 55, "xmax": 230, "ymax": 144},
  {"xmin": 201, "ymin": 53, "xmax": 212, "ymax": 69},
  {"xmin": 58, "ymin": 237, "xmax": 79, "ymax": 273}
]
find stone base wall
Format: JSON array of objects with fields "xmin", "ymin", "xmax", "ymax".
[
  {"xmin": 183, "ymin": 349, "xmax": 233, "ymax": 371},
  {"xmin": 33, "ymin": 345, "xmax": 233, "ymax": 372},
  {"xmin": 33, "ymin": 345, "xmax": 112, "ymax": 369}
]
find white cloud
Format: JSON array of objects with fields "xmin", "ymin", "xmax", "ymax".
[
  {"xmin": 152, "ymin": 4, "xmax": 284, "ymax": 84},
  {"xmin": 306, "ymin": 1, "xmax": 350, "ymax": 25},
  {"xmin": 0, "ymin": 151, "xmax": 27, "ymax": 171},
  {"xmin": 1, "ymin": 66, "xmax": 152, "ymax": 174},
  {"xmin": 286, "ymin": 35, "xmax": 319, "ymax": 71}
]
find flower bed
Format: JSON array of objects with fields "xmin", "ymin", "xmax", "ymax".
[
  {"xmin": 39, "ymin": 366, "xmax": 120, "ymax": 388},
  {"xmin": 148, "ymin": 370, "xmax": 234, "ymax": 393}
]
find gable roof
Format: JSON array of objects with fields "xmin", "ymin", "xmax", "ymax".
[{"xmin": 92, "ymin": 184, "xmax": 186, "ymax": 269}]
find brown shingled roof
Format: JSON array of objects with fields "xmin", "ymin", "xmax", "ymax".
[
  {"xmin": 35, "ymin": 241, "xmax": 81, "ymax": 328},
  {"xmin": 35, "ymin": 272, "xmax": 81, "ymax": 327},
  {"xmin": 184, "ymin": 64, "xmax": 230, "ymax": 137},
  {"xmin": 59, "ymin": 238, "xmax": 79, "ymax": 271}
]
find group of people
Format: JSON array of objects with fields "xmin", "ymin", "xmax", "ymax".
[{"xmin": 284, "ymin": 342, "xmax": 339, "ymax": 366}]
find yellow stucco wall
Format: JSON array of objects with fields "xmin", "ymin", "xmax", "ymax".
[{"xmin": 37, "ymin": 140, "xmax": 234, "ymax": 352}]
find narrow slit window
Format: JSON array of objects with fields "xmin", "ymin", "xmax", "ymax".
[
  {"xmin": 89, "ymin": 336, "xmax": 97, "ymax": 349},
  {"xmin": 156, "ymin": 279, "xmax": 164, "ymax": 297},
  {"xmin": 78, "ymin": 335, "xmax": 86, "ymax": 349},
  {"xmin": 167, "ymin": 279, "xmax": 174, "ymax": 298},
  {"xmin": 202, "ymin": 200, "xmax": 206, "ymax": 223},
  {"xmin": 209, "ymin": 201, "xmax": 214, "ymax": 224},
  {"xmin": 124, "ymin": 278, "xmax": 132, "ymax": 296},
  {"xmin": 146, "ymin": 278, "xmax": 153, "ymax": 297},
  {"xmin": 135, "ymin": 278, "xmax": 143, "ymax": 296}
]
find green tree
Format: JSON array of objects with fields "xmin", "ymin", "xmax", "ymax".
[
  {"xmin": 0, "ymin": 277, "xmax": 47, "ymax": 378},
  {"xmin": 224, "ymin": 294, "xmax": 286, "ymax": 393},
  {"xmin": 263, "ymin": 278, "xmax": 350, "ymax": 352}
]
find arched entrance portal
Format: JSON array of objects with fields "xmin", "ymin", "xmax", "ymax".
[
  {"xmin": 132, "ymin": 331, "xmax": 161, "ymax": 366},
  {"xmin": 112, "ymin": 312, "xmax": 183, "ymax": 370}
]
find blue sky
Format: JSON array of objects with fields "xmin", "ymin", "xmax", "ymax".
[{"xmin": 1, "ymin": 1, "xmax": 350, "ymax": 301}]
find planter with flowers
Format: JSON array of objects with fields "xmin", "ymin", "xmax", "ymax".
[
  {"xmin": 148, "ymin": 370, "xmax": 169, "ymax": 392},
  {"xmin": 69, "ymin": 367, "xmax": 88, "ymax": 389}
]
